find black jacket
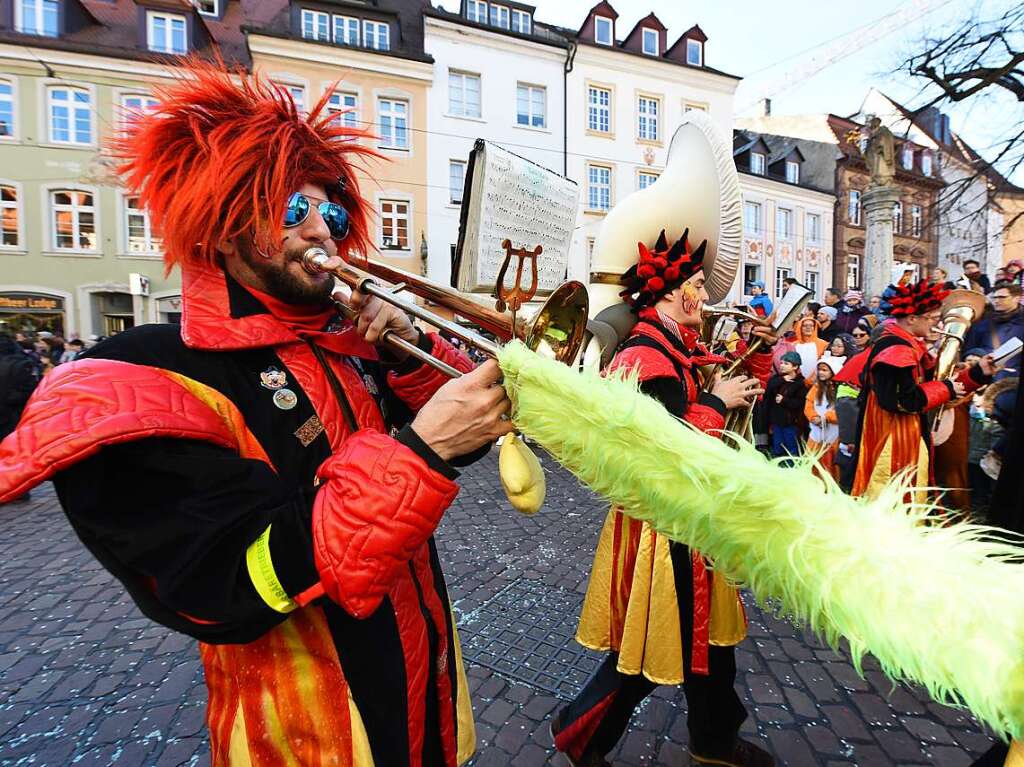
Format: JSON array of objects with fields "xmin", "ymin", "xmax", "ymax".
[
  {"xmin": 764, "ymin": 374, "xmax": 806, "ymax": 427},
  {"xmin": 0, "ymin": 344, "xmax": 37, "ymax": 439}
]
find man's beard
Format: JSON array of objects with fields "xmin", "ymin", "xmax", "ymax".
[{"xmin": 239, "ymin": 240, "xmax": 334, "ymax": 306}]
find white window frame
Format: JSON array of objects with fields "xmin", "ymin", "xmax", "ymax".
[
  {"xmin": 744, "ymin": 201, "xmax": 762, "ymax": 234},
  {"xmin": 806, "ymin": 212, "xmax": 821, "ymax": 243},
  {"xmin": 0, "ymin": 180, "xmax": 24, "ymax": 251},
  {"xmin": 902, "ymin": 146, "xmax": 913, "ymax": 170},
  {"xmin": 642, "ymin": 28, "xmax": 658, "ymax": 55},
  {"xmin": 804, "ymin": 271, "xmax": 819, "ymax": 300},
  {"xmin": 301, "ymin": 9, "xmax": 330, "ymax": 41},
  {"xmin": 785, "ymin": 160, "xmax": 800, "ymax": 184},
  {"xmin": 637, "ymin": 170, "xmax": 659, "ymax": 191},
  {"xmin": 516, "ymin": 83, "xmax": 546, "ymax": 129},
  {"xmin": 147, "ymin": 12, "xmax": 188, "ymax": 55},
  {"xmin": 911, "ymin": 205, "xmax": 923, "ymax": 237},
  {"xmin": 849, "ymin": 189, "xmax": 861, "ymax": 226},
  {"xmin": 686, "ymin": 39, "xmax": 703, "ymax": 66},
  {"xmin": 587, "ymin": 163, "xmax": 612, "ymax": 212},
  {"xmin": 120, "ymin": 194, "xmax": 162, "ymax": 257},
  {"xmin": 587, "ymin": 85, "xmax": 611, "ymax": 134},
  {"xmin": 377, "ymin": 97, "xmax": 409, "ymax": 150},
  {"xmin": 743, "ymin": 264, "xmax": 762, "ymax": 290},
  {"xmin": 921, "ymin": 152, "xmax": 932, "ymax": 176},
  {"xmin": 193, "ymin": 0, "xmax": 218, "ymax": 17},
  {"xmin": 379, "ymin": 198, "xmax": 410, "ymax": 250},
  {"xmin": 893, "ymin": 202, "xmax": 903, "ymax": 234},
  {"xmin": 846, "ymin": 255, "xmax": 860, "ymax": 290},
  {"xmin": 449, "ymin": 160, "xmax": 466, "ymax": 205},
  {"xmin": 637, "ymin": 95, "xmax": 659, "ymax": 142},
  {"xmin": 47, "ymin": 85, "xmax": 94, "ymax": 147},
  {"xmin": 333, "ymin": 15, "xmax": 359, "ymax": 45},
  {"xmin": 511, "ymin": 8, "xmax": 531, "ymax": 34},
  {"xmin": 776, "ymin": 207, "xmax": 793, "ymax": 240},
  {"xmin": 0, "ymin": 77, "xmax": 17, "ymax": 141},
  {"xmin": 594, "ymin": 15, "xmax": 613, "ymax": 45},
  {"xmin": 489, "ymin": 4, "xmax": 510, "ymax": 28},
  {"xmin": 750, "ymin": 152, "xmax": 765, "ymax": 175},
  {"xmin": 448, "ymin": 71, "xmax": 481, "ymax": 119},
  {"xmin": 466, "ymin": 0, "xmax": 487, "ymax": 23},
  {"xmin": 363, "ymin": 20, "xmax": 390, "ymax": 50},
  {"xmin": 327, "ymin": 91, "xmax": 358, "ymax": 129},
  {"xmin": 774, "ymin": 267, "xmax": 792, "ymax": 300},
  {"xmin": 119, "ymin": 93, "xmax": 159, "ymax": 131},
  {"xmin": 48, "ymin": 187, "xmax": 99, "ymax": 254},
  {"xmin": 15, "ymin": 0, "xmax": 58, "ymax": 36}
]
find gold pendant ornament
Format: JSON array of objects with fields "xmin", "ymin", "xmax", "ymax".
[{"xmin": 499, "ymin": 433, "xmax": 546, "ymax": 515}]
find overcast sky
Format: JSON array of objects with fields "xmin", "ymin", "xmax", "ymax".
[{"xmin": 437, "ymin": 0, "xmax": 1020, "ymax": 181}]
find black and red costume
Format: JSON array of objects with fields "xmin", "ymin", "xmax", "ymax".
[{"xmin": 0, "ymin": 65, "xmax": 480, "ymax": 767}]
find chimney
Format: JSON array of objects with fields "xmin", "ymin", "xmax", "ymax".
[{"xmin": 760, "ymin": 98, "xmax": 771, "ymax": 117}]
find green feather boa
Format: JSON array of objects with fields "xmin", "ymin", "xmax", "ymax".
[{"xmin": 498, "ymin": 340, "xmax": 1024, "ymax": 739}]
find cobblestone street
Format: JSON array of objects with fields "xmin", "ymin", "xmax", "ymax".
[{"xmin": 0, "ymin": 450, "xmax": 1000, "ymax": 766}]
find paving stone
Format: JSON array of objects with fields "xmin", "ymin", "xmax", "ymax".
[
  {"xmin": 900, "ymin": 715, "xmax": 959, "ymax": 745},
  {"xmin": 875, "ymin": 729, "xmax": 926, "ymax": 762},
  {"xmin": 767, "ymin": 729, "xmax": 816, "ymax": 765}
]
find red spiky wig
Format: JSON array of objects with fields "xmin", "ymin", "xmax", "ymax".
[
  {"xmin": 884, "ymin": 279, "xmax": 950, "ymax": 317},
  {"xmin": 112, "ymin": 59, "xmax": 376, "ymax": 271},
  {"xmin": 619, "ymin": 228, "xmax": 707, "ymax": 311}
]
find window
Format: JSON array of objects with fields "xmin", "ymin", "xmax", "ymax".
[
  {"xmin": 489, "ymin": 4, "xmax": 509, "ymax": 28},
  {"xmin": 744, "ymin": 201, "xmax": 762, "ymax": 233},
  {"xmin": 147, "ymin": 12, "xmax": 187, "ymax": 54},
  {"xmin": 327, "ymin": 91, "xmax": 358, "ymax": 129},
  {"xmin": 286, "ymin": 86, "xmax": 305, "ymax": 114},
  {"xmin": 1, "ymin": 185, "xmax": 19, "ymax": 248},
  {"xmin": 449, "ymin": 72, "xmax": 481, "ymax": 119},
  {"xmin": 805, "ymin": 271, "xmax": 819, "ymax": 300},
  {"xmin": 194, "ymin": 0, "xmax": 218, "ymax": 16},
  {"xmin": 301, "ymin": 9, "xmax": 330, "ymax": 41},
  {"xmin": 377, "ymin": 98, "xmax": 408, "ymax": 149},
  {"xmin": 48, "ymin": 87, "xmax": 92, "ymax": 145},
  {"xmin": 15, "ymin": 0, "xmax": 58, "ymax": 37},
  {"xmin": 776, "ymin": 207, "xmax": 793, "ymax": 239},
  {"xmin": 587, "ymin": 164, "xmax": 611, "ymax": 211},
  {"xmin": 50, "ymin": 189, "xmax": 96, "ymax": 251},
  {"xmin": 587, "ymin": 86, "xmax": 611, "ymax": 134},
  {"xmin": 848, "ymin": 189, "xmax": 861, "ymax": 225},
  {"xmin": 921, "ymin": 152, "xmax": 932, "ymax": 176},
  {"xmin": 511, "ymin": 9, "xmax": 531, "ymax": 34},
  {"xmin": 0, "ymin": 80, "xmax": 14, "ymax": 138},
  {"xmin": 333, "ymin": 15, "xmax": 359, "ymax": 45},
  {"xmin": 637, "ymin": 96, "xmax": 659, "ymax": 142},
  {"xmin": 785, "ymin": 161, "xmax": 800, "ymax": 184},
  {"xmin": 594, "ymin": 16, "xmax": 613, "ymax": 45},
  {"xmin": 363, "ymin": 20, "xmax": 390, "ymax": 50},
  {"xmin": 467, "ymin": 0, "xmax": 487, "ymax": 23},
  {"xmin": 846, "ymin": 255, "xmax": 860, "ymax": 290},
  {"xmin": 806, "ymin": 212, "xmax": 821, "ymax": 242},
  {"xmin": 124, "ymin": 196, "xmax": 161, "ymax": 254},
  {"xmin": 750, "ymin": 152, "xmax": 765, "ymax": 175},
  {"xmin": 449, "ymin": 160, "xmax": 465, "ymax": 205},
  {"xmin": 516, "ymin": 84, "xmax": 545, "ymax": 128},
  {"xmin": 638, "ymin": 171, "xmax": 658, "ymax": 190},
  {"xmin": 902, "ymin": 145, "xmax": 913, "ymax": 170},
  {"xmin": 893, "ymin": 202, "xmax": 903, "ymax": 234},
  {"xmin": 858, "ymin": 135, "xmax": 869, "ymax": 154},
  {"xmin": 911, "ymin": 205, "xmax": 923, "ymax": 237},
  {"xmin": 686, "ymin": 39, "xmax": 703, "ymax": 66},
  {"xmin": 120, "ymin": 94, "xmax": 158, "ymax": 130},
  {"xmin": 743, "ymin": 264, "xmax": 762, "ymax": 289},
  {"xmin": 380, "ymin": 200, "xmax": 409, "ymax": 249},
  {"xmin": 642, "ymin": 28, "xmax": 658, "ymax": 56},
  {"xmin": 774, "ymin": 267, "xmax": 792, "ymax": 299}
]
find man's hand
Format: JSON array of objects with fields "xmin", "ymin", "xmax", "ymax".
[
  {"xmin": 337, "ymin": 288, "xmax": 418, "ymax": 350},
  {"xmin": 711, "ymin": 374, "xmax": 765, "ymax": 410},
  {"xmin": 411, "ymin": 360, "xmax": 515, "ymax": 461},
  {"xmin": 952, "ymin": 379, "xmax": 967, "ymax": 398},
  {"xmin": 978, "ymin": 354, "xmax": 997, "ymax": 377},
  {"xmin": 750, "ymin": 312, "xmax": 780, "ymax": 346}
]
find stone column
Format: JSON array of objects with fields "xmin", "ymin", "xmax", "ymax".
[{"xmin": 861, "ymin": 185, "xmax": 902, "ymax": 299}]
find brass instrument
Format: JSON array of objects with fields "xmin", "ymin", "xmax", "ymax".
[
  {"xmin": 301, "ymin": 247, "xmax": 590, "ymax": 376},
  {"xmin": 931, "ymin": 289, "xmax": 987, "ymax": 446}
]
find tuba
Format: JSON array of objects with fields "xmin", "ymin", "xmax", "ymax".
[{"xmin": 930, "ymin": 288, "xmax": 987, "ymax": 445}]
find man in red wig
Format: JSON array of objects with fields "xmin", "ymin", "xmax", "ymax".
[
  {"xmin": 0, "ymin": 64, "xmax": 513, "ymax": 766},
  {"xmin": 551, "ymin": 230, "xmax": 777, "ymax": 767},
  {"xmin": 852, "ymin": 279, "xmax": 994, "ymax": 499}
]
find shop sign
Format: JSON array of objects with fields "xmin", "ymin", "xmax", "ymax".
[{"xmin": 0, "ymin": 294, "xmax": 64, "ymax": 313}]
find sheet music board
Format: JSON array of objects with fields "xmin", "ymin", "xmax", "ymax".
[{"xmin": 453, "ymin": 140, "xmax": 580, "ymax": 295}]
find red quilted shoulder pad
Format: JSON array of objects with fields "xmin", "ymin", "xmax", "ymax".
[
  {"xmin": 742, "ymin": 351, "xmax": 774, "ymax": 388},
  {"xmin": 920, "ymin": 380, "xmax": 952, "ymax": 411},
  {"xmin": 685, "ymin": 403, "xmax": 726, "ymax": 435},
  {"xmin": 387, "ymin": 334, "xmax": 474, "ymax": 412},
  {"xmin": 872, "ymin": 344, "xmax": 920, "ymax": 369},
  {"xmin": 312, "ymin": 429, "xmax": 458, "ymax": 619},
  {"xmin": 608, "ymin": 345, "xmax": 679, "ymax": 383},
  {"xmin": 0, "ymin": 359, "xmax": 268, "ymax": 503}
]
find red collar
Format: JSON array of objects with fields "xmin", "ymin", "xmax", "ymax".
[
  {"xmin": 179, "ymin": 260, "xmax": 378, "ymax": 360},
  {"xmin": 634, "ymin": 308, "xmax": 725, "ymax": 369}
]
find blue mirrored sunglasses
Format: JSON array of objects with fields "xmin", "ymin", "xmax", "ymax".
[{"xmin": 284, "ymin": 192, "xmax": 351, "ymax": 240}]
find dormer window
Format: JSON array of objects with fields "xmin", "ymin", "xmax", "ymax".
[
  {"xmin": 921, "ymin": 151, "xmax": 932, "ymax": 176},
  {"xmin": 15, "ymin": 0, "xmax": 59, "ymax": 37},
  {"xmin": 467, "ymin": 0, "xmax": 487, "ymax": 23},
  {"xmin": 686, "ymin": 39, "xmax": 703, "ymax": 66},
  {"xmin": 642, "ymin": 28, "xmax": 658, "ymax": 56},
  {"xmin": 489, "ymin": 4, "xmax": 510, "ymax": 29},
  {"xmin": 902, "ymin": 145, "xmax": 913, "ymax": 169},
  {"xmin": 785, "ymin": 161, "xmax": 800, "ymax": 184},
  {"xmin": 147, "ymin": 12, "xmax": 188, "ymax": 55},
  {"xmin": 193, "ymin": 0, "xmax": 218, "ymax": 16},
  {"xmin": 301, "ymin": 10, "xmax": 330, "ymax": 42},
  {"xmin": 511, "ymin": 8, "xmax": 531, "ymax": 34},
  {"xmin": 594, "ymin": 16, "xmax": 613, "ymax": 46},
  {"xmin": 363, "ymin": 20, "xmax": 390, "ymax": 51},
  {"xmin": 751, "ymin": 152, "xmax": 766, "ymax": 175}
]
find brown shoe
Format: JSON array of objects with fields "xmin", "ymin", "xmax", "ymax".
[{"xmin": 689, "ymin": 738, "xmax": 775, "ymax": 767}]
